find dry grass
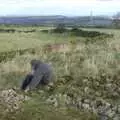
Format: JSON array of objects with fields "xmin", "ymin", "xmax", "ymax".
[{"xmin": 0, "ymin": 27, "xmax": 120, "ymax": 120}]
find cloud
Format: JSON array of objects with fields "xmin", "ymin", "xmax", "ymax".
[{"xmin": 0, "ymin": 0, "xmax": 120, "ymax": 16}]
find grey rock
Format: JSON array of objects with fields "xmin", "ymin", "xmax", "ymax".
[
  {"xmin": 77, "ymin": 101, "xmax": 82, "ymax": 109},
  {"xmin": 95, "ymin": 91, "xmax": 102, "ymax": 97},
  {"xmin": 98, "ymin": 115, "xmax": 108, "ymax": 120},
  {"xmin": 112, "ymin": 92, "xmax": 119, "ymax": 97},
  {"xmin": 84, "ymin": 87, "xmax": 89, "ymax": 93},
  {"xmin": 117, "ymin": 105, "xmax": 120, "ymax": 113},
  {"xmin": 0, "ymin": 89, "xmax": 29, "ymax": 112},
  {"xmin": 113, "ymin": 116, "xmax": 120, "ymax": 120},
  {"xmin": 106, "ymin": 109, "xmax": 115, "ymax": 118},
  {"xmin": 82, "ymin": 103, "xmax": 91, "ymax": 110},
  {"xmin": 84, "ymin": 99, "xmax": 90, "ymax": 104},
  {"xmin": 112, "ymin": 106, "xmax": 118, "ymax": 112}
]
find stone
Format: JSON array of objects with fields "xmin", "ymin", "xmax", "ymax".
[
  {"xmin": 117, "ymin": 105, "xmax": 120, "ymax": 113},
  {"xmin": 113, "ymin": 116, "xmax": 120, "ymax": 120},
  {"xmin": 112, "ymin": 92, "xmax": 119, "ymax": 97},
  {"xmin": 95, "ymin": 82, "xmax": 100, "ymax": 87},
  {"xmin": 84, "ymin": 87, "xmax": 89, "ymax": 93},
  {"xmin": 77, "ymin": 101, "xmax": 82, "ymax": 109},
  {"xmin": 84, "ymin": 99, "xmax": 90, "ymax": 104},
  {"xmin": 95, "ymin": 91, "xmax": 102, "ymax": 97},
  {"xmin": 112, "ymin": 106, "xmax": 118, "ymax": 112},
  {"xmin": 0, "ymin": 89, "xmax": 29, "ymax": 112},
  {"xmin": 54, "ymin": 101, "xmax": 58, "ymax": 107},
  {"xmin": 105, "ymin": 102, "xmax": 112, "ymax": 108},
  {"xmin": 98, "ymin": 115, "xmax": 108, "ymax": 120},
  {"xmin": 82, "ymin": 103, "xmax": 90, "ymax": 110},
  {"xmin": 106, "ymin": 109, "xmax": 115, "ymax": 118},
  {"xmin": 83, "ymin": 79, "xmax": 88, "ymax": 83},
  {"xmin": 105, "ymin": 83, "xmax": 112, "ymax": 89}
]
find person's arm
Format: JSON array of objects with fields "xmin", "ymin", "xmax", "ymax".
[{"xmin": 28, "ymin": 69, "xmax": 44, "ymax": 90}]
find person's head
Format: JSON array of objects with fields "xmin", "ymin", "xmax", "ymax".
[{"xmin": 30, "ymin": 59, "xmax": 42, "ymax": 73}]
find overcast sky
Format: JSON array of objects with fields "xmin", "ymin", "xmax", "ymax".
[{"xmin": 0, "ymin": 0, "xmax": 120, "ymax": 16}]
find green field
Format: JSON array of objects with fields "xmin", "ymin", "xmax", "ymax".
[
  {"xmin": 0, "ymin": 26, "xmax": 117, "ymax": 52},
  {"xmin": 0, "ymin": 26, "xmax": 120, "ymax": 120}
]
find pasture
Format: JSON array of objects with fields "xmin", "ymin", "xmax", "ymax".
[{"xmin": 0, "ymin": 25, "xmax": 120, "ymax": 120}]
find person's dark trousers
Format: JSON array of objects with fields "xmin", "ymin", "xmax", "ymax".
[{"xmin": 21, "ymin": 74, "xmax": 34, "ymax": 90}]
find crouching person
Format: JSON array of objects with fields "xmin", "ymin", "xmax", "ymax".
[{"xmin": 21, "ymin": 59, "xmax": 54, "ymax": 91}]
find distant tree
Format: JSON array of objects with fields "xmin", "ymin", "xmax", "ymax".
[
  {"xmin": 114, "ymin": 12, "xmax": 120, "ymax": 19},
  {"xmin": 53, "ymin": 24, "xmax": 66, "ymax": 33},
  {"xmin": 112, "ymin": 12, "xmax": 120, "ymax": 28},
  {"xmin": 112, "ymin": 19, "xmax": 120, "ymax": 28},
  {"xmin": 71, "ymin": 26, "xmax": 79, "ymax": 32}
]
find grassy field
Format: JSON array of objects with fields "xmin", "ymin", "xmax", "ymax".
[{"xmin": 0, "ymin": 26, "xmax": 120, "ymax": 120}]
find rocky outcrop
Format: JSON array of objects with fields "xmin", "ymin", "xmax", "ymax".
[{"xmin": 0, "ymin": 89, "xmax": 30, "ymax": 112}]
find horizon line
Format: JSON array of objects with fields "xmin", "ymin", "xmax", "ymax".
[{"xmin": 0, "ymin": 14, "xmax": 114, "ymax": 17}]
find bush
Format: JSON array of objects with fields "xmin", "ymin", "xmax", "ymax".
[
  {"xmin": 0, "ymin": 48, "xmax": 36, "ymax": 62},
  {"xmin": 70, "ymin": 29, "xmax": 112, "ymax": 38},
  {"xmin": 41, "ymin": 26, "xmax": 113, "ymax": 39},
  {"xmin": 52, "ymin": 24, "xmax": 67, "ymax": 33}
]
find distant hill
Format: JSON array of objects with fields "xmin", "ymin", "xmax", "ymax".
[{"xmin": 0, "ymin": 15, "xmax": 113, "ymax": 26}]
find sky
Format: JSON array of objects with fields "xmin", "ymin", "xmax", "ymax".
[{"xmin": 0, "ymin": 0, "xmax": 120, "ymax": 16}]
